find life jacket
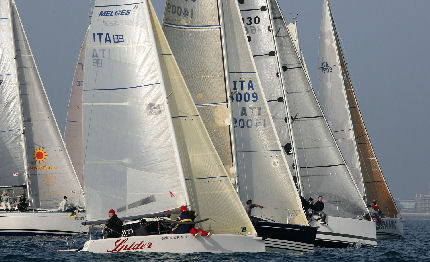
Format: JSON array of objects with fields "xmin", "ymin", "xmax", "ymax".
[{"xmin": 172, "ymin": 212, "xmax": 194, "ymax": 233}]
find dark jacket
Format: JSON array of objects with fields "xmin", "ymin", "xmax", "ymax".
[
  {"xmin": 172, "ymin": 211, "xmax": 193, "ymax": 234},
  {"xmin": 17, "ymin": 197, "xmax": 27, "ymax": 212},
  {"xmin": 312, "ymin": 201, "xmax": 324, "ymax": 212},
  {"xmin": 106, "ymin": 214, "xmax": 123, "ymax": 238}
]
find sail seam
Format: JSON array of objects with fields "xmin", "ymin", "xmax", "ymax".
[{"xmin": 83, "ymin": 82, "xmax": 160, "ymax": 91}]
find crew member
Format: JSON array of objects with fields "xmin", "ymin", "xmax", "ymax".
[
  {"xmin": 58, "ymin": 196, "xmax": 68, "ymax": 212},
  {"xmin": 17, "ymin": 194, "xmax": 28, "ymax": 212},
  {"xmin": 171, "ymin": 206, "xmax": 193, "ymax": 234},
  {"xmin": 104, "ymin": 209, "xmax": 123, "ymax": 238},
  {"xmin": 371, "ymin": 200, "xmax": 383, "ymax": 217},
  {"xmin": 1, "ymin": 191, "xmax": 11, "ymax": 210},
  {"xmin": 188, "ymin": 211, "xmax": 211, "ymax": 237},
  {"xmin": 245, "ymin": 200, "xmax": 263, "ymax": 217},
  {"xmin": 312, "ymin": 196, "xmax": 327, "ymax": 224}
]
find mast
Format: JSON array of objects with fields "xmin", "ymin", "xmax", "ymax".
[{"xmin": 327, "ymin": 1, "xmax": 398, "ymax": 217}]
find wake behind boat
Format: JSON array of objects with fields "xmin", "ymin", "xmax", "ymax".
[{"xmin": 0, "ymin": 0, "xmax": 87, "ymax": 236}]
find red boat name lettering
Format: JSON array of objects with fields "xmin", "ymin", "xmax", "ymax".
[{"xmin": 106, "ymin": 238, "xmax": 153, "ymax": 252}]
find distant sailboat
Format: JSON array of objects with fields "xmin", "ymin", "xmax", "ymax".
[
  {"xmin": 318, "ymin": 0, "xmax": 403, "ymax": 239},
  {"xmin": 263, "ymin": 0, "xmax": 376, "ymax": 247},
  {"xmin": 0, "ymin": 0, "xmax": 86, "ymax": 235},
  {"xmin": 79, "ymin": 0, "xmax": 264, "ymax": 253}
]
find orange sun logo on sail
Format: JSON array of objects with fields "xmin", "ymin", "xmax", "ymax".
[{"xmin": 33, "ymin": 147, "xmax": 48, "ymax": 163}]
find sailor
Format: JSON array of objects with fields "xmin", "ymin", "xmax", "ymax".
[
  {"xmin": 312, "ymin": 196, "xmax": 327, "ymax": 224},
  {"xmin": 104, "ymin": 209, "xmax": 123, "ymax": 238},
  {"xmin": 371, "ymin": 199, "xmax": 383, "ymax": 217},
  {"xmin": 245, "ymin": 200, "xmax": 263, "ymax": 217},
  {"xmin": 171, "ymin": 205, "xmax": 193, "ymax": 234},
  {"xmin": 188, "ymin": 210, "xmax": 211, "ymax": 237},
  {"xmin": 17, "ymin": 194, "xmax": 28, "ymax": 212},
  {"xmin": 1, "ymin": 191, "xmax": 11, "ymax": 210},
  {"xmin": 58, "ymin": 196, "xmax": 68, "ymax": 212},
  {"xmin": 134, "ymin": 218, "xmax": 149, "ymax": 236}
]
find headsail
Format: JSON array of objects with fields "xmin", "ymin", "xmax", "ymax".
[
  {"xmin": 83, "ymin": 0, "xmax": 187, "ymax": 221},
  {"xmin": 318, "ymin": 0, "xmax": 365, "ymax": 198},
  {"xmin": 148, "ymin": 1, "xmax": 255, "ymax": 235},
  {"xmin": 270, "ymin": 0, "xmax": 368, "ymax": 217},
  {"xmin": 0, "ymin": 0, "xmax": 27, "ymax": 187},
  {"xmin": 11, "ymin": 0, "xmax": 84, "ymax": 209},
  {"xmin": 65, "ymin": 29, "xmax": 88, "ymax": 188},
  {"xmin": 320, "ymin": 0, "xmax": 398, "ymax": 217}
]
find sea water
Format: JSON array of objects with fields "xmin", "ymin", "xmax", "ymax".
[{"xmin": 0, "ymin": 219, "xmax": 428, "ymax": 261}]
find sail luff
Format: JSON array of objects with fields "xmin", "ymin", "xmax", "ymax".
[
  {"xmin": 148, "ymin": 0, "xmax": 255, "ymax": 235},
  {"xmin": 328, "ymin": 3, "xmax": 398, "ymax": 217},
  {"xmin": 65, "ymin": 28, "xmax": 89, "ymax": 188},
  {"xmin": 11, "ymin": 0, "xmax": 84, "ymax": 208}
]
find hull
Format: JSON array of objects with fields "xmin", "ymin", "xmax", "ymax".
[
  {"xmin": 376, "ymin": 217, "xmax": 404, "ymax": 239},
  {"xmin": 81, "ymin": 234, "xmax": 265, "ymax": 253},
  {"xmin": 0, "ymin": 210, "xmax": 88, "ymax": 236},
  {"xmin": 310, "ymin": 216, "xmax": 377, "ymax": 248},
  {"xmin": 254, "ymin": 219, "xmax": 316, "ymax": 252}
]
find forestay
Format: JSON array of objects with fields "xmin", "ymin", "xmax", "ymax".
[
  {"xmin": 318, "ymin": 0, "xmax": 365, "ymax": 198},
  {"xmin": 270, "ymin": 0, "xmax": 367, "ymax": 217},
  {"xmin": 162, "ymin": 0, "xmax": 235, "ymax": 180},
  {"xmin": 222, "ymin": 0, "xmax": 307, "ymax": 226},
  {"xmin": 322, "ymin": 0, "xmax": 399, "ymax": 218},
  {"xmin": 0, "ymin": 0, "xmax": 27, "ymax": 187},
  {"xmin": 65, "ymin": 29, "xmax": 88, "ymax": 188},
  {"xmin": 148, "ymin": 1, "xmax": 255, "ymax": 235},
  {"xmin": 10, "ymin": 0, "xmax": 84, "ymax": 209},
  {"xmin": 83, "ymin": 0, "xmax": 188, "ymax": 221},
  {"xmin": 238, "ymin": 0, "xmax": 300, "ymax": 188}
]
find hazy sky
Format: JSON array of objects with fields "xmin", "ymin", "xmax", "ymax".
[{"xmin": 14, "ymin": 0, "xmax": 430, "ymax": 199}]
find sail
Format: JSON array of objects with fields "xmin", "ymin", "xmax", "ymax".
[
  {"xmin": 238, "ymin": 0, "xmax": 300, "ymax": 187},
  {"xmin": 65, "ymin": 29, "xmax": 88, "ymax": 188},
  {"xmin": 83, "ymin": 0, "xmax": 187, "ymax": 221},
  {"xmin": 11, "ymin": 0, "xmax": 84, "ymax": 209},
  {"xmin": 148, "ymin": 1, "xmax": 255, "ymax": 235},
  {"xmin": 0, "ymin": 0, "xmax": 27, "ymax": 187},
  {"xmin": 162, "ymin": 0, "xmax": 235, "ymax": 180},
  {"xmin": 324, "ymin": 1, "xmax": 399, "ymax": 217},
  {"xmin": 270, "ymin": 0, "xmax": 368, "ymax": 217},
  {"xmin": 318, "ymin": 0, "xmax": 365, "ymax": 197}
]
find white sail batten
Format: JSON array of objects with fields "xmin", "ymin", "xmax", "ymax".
[
  {"xmin": 270, "ymin": 0, "xmax": 367, "ymax": 217},
  {"xmin": 65, "ymin": 29, "xmax": 88, "ymax": 188},
  {"xmin": 148, "ymin": 1, "xmax": 255, "ymax": 235},
  {"xmin": 162, "ymin": 0, "xmax": 235, "ymax": 180},
  {"xmin": 83, "ymin": 0, "xmax": 187, "ymax": 221},
  {"xmin": 0, "ymin": 0, "xmax": 27, "ymax": 187},
  {"xmin": 222, "ymin": 0, "xmax": 307, "ymax": 226},
  {"xmin": 318, "ymin": 0, "xmax": 365, "ymax": 198},
  {"xmin": 11, "ymin": 0, "xmax": 84, "ymax": 209}
]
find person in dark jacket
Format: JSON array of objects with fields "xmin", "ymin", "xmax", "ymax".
[
  {"xmin": 104, "ymin": 209, "xmax": 123, "ymax": 238},
  {"xmin": 17, "ymin": 194, "xmax": 28, "ymax": 212},
  {"xmin": 312, "ymin": 196, "xmax": 327, "ymax": 224},
  {"xmin": 171, "ymin": 206, "xmax": 193, "ymax": 234},
  {"xmin": 245, "ymin": 200, "xmax": 263, "ymax": 217}
]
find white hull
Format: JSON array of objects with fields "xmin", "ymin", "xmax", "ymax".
[
  {"xmin": 376, "ymin": 217, "xmax": 404, "ymax": 239},
  {"xmin": 81, "ymin": 234, "xmax": 265, "ymax": 253},
  {"xmin": 0, "ymin": 210, "xmax": 88, "ymax": 236},
  {"xmin": 310, "ymin": 216, "xmax": 377, "ymax": 248}
]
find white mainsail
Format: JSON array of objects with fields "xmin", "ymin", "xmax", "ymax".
[
  {"xmin": 318, "ymin": 0, "xmax": 365, "ymax": 198},
  {"xmin": 163, "ymin": 0, "xmax": 307, "ymax": 226},
  {"xmin": 2, "ymin": 0, "xmax": 84, "ymax": 209},
  {"xmin": 83, "ymin": 0, "xmax": 188, "ymax": 222},
  {"xmin": 65, "ymin": 29, "xmax": 88, "ymax": 188},
  {"xmin": 148, "ymin": 1, "xmax": 254, "ymax": 235},
  {"xmin": 270, "ymin": 0, "xmax": 368, "ymax": 217},
  {"xmin": 0, "ymin": 0, "xmax": 27, "ymax": 187}
]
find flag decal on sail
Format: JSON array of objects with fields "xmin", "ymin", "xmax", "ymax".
[
  {"xmin": 33, "ymin": 147, "xmax": 48, "ymax": 163},
  {"xmin": 12, "ymin": 172, "xmax": 19, "ymax": 177}
]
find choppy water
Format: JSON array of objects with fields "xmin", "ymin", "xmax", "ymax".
[{"xmin": 1, "ymin": 219, "xmax": 429, "ymax": 262}]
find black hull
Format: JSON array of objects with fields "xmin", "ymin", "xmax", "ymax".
[{"xmin": 254, "ymin": 219, "xmax": 317, "ymax": 252}]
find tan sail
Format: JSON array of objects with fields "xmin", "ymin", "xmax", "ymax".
[
  {"xmin": 330, "ymin": 6, "xmax": 399, "ymax": 218},
  {"xmin": 148, "ymin": 1, "xmax": 255, "ymax": 235}
]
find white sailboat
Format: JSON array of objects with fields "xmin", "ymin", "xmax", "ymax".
[
  {"xmin": 232, "ymin": 0, "xmax": 317, "ymax": 252},
  {"xmin": 318, "ymin": 0, "xmax": 403, "ymax": 239},
  {"xmin": 80, "ymin": 0, "xmax": 264, "ymax": 253},
  {"xmin": 0, "ymin": 0, "xmax": 86, "ymax": 235},
  {"xmin": 266, "ymin": 0, "xmax": 376, "ymax": 247}
]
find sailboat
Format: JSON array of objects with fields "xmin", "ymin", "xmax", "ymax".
[
  {"xmin": 0, "ymin": 0, "xmax": 86, "ymax": 235},
  {"xmin": 318, "ymin": 0, "xmax": 403, "ymax": 239},
  {"xmin": 254, "ymin": 0, "xmax": 376, "ymax": 247},
  {"xmin": 164, "ymin": 0, "xmax": 316, "ymax": 252},
  {"xmin": 79, "ymin": 0, "xmax": 264, "ymax": 253}
]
